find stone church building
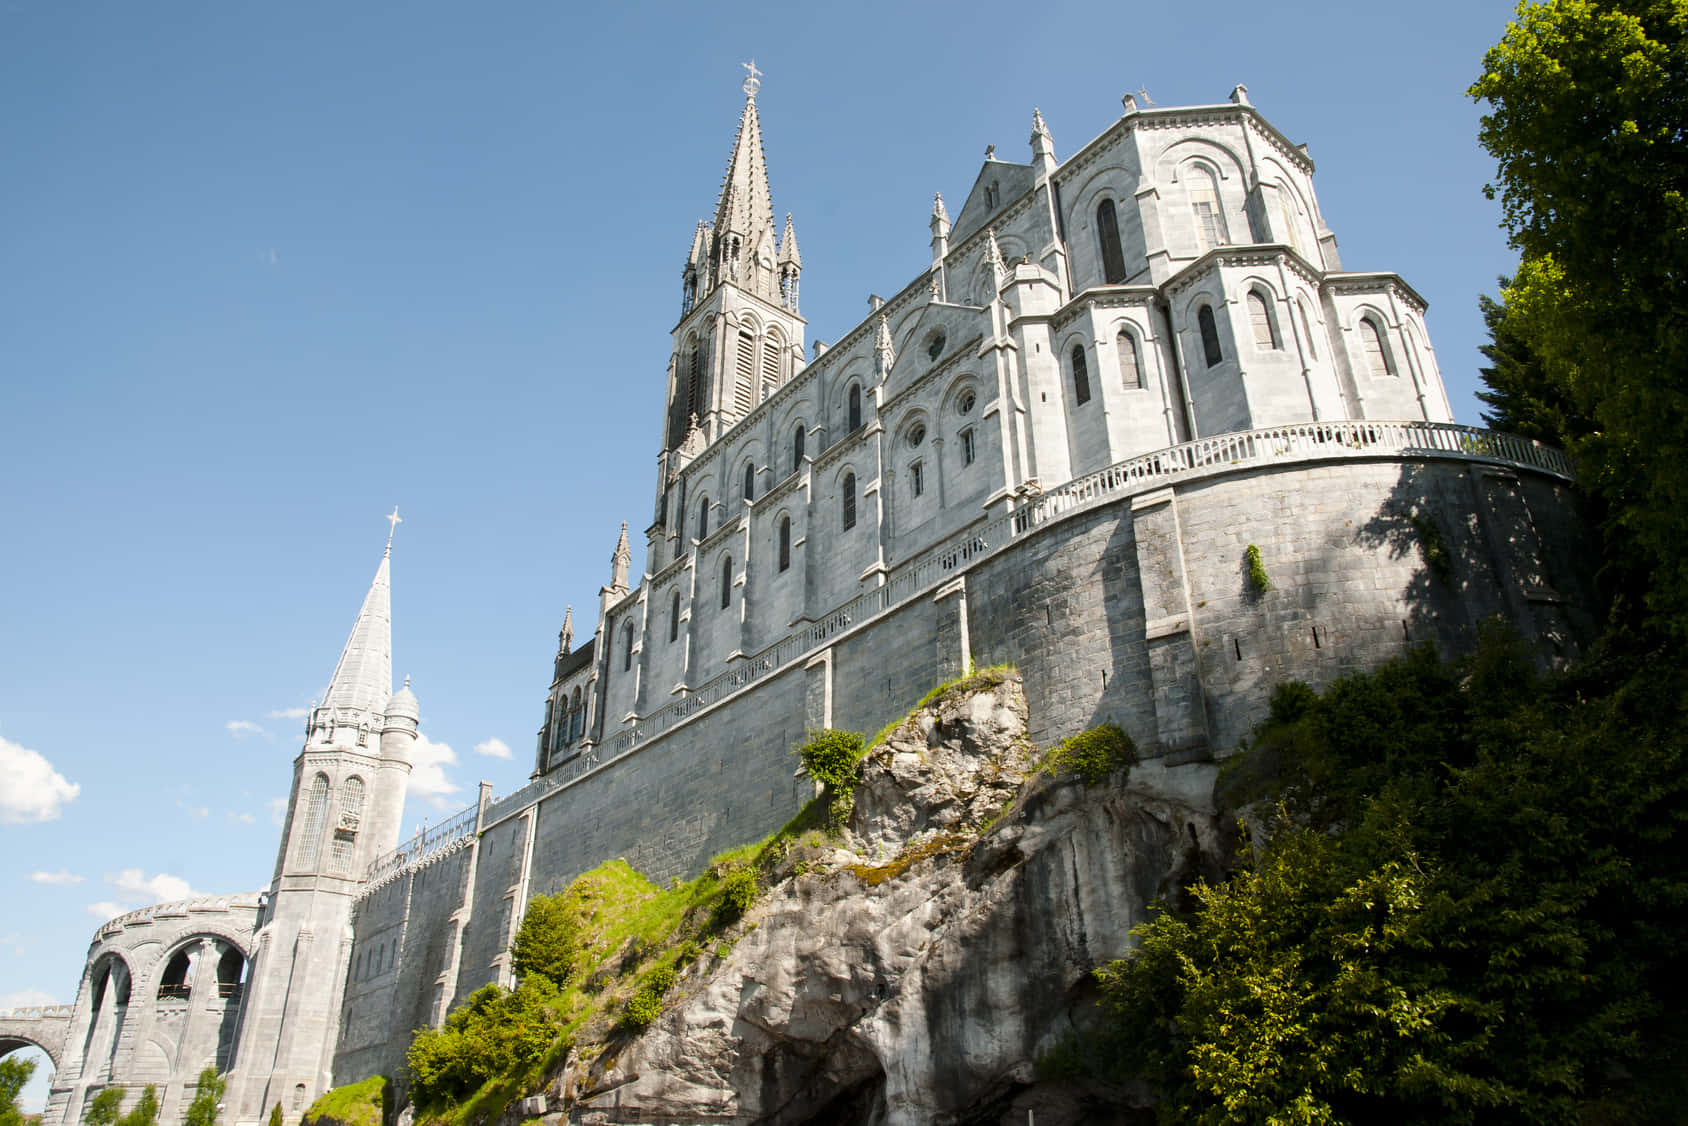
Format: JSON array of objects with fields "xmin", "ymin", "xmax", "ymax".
[{"xmin": 1, "ymin": 74, "xmax": 1590, "ymax": 1125}]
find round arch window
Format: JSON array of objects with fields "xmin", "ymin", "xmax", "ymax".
[{"xmin": 907, "ymin": 423, "xmax": 927, "ymax": 448}]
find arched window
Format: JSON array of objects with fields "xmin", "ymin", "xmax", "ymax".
[
  {"xmin": 1299, "ymin": 300, "xmax": 1318, "ymax": 359},
  {"xmin": 157, "ymin": 948, "xmax": 192, "ymax": 1000},
  {"xmin": 1197, "ymin": 306, "xmax": 1223, "ymax": 367},
  {"xmin": 1096, "ymin": 199, "xmax": 1127, "ymax": 284},
  {"xmin": 778, "ymin": 517, "xmax": 791, "ymax": 572},
  {"xmin": 570, "ymin": 687, "xmax": 583, "ymax": 741},
  {"xmin": 669, "ymin": 592, "xmax": 681, "ymax": 642},
  {"xmin": 847, "ymin": 384, "xmax": 862, "ymax": 432},
  {"xmin": 622, "ymin": 622, "xmax": 634, "ymax": 671},
  {"xmin": 720, "ymin": 556, "xmax": 733, "ymax": 609},
  {"xmin": 1247, "ymin": 291, "xmax": 1279, "ymax": 350},
  {"xmin": 1189, "ymin": 166, "xmax": 1227, "ymax": 252},
  {"xmin": 911, "ymin": 461, "xmax": 926, "ymax": 497},
  {"xmin": 1360, "ymin": 317, "xmax": 1396, "ymax": 377},
  {"xmin": 686, "ymin": 336, "xmax": 702, "ymax": 419},
  {"xmin": 328, "ymin": 776, "xmax": 364, "ymax": 876},
  {"xmin": 697, "ymin": 496, "xmax": 709, "ymax": 540},
  {"xmin": 1071, "ymin": 345, "xmax": 1091, "ymax": 405},
  {"xmin": 1117, "ymin": 330, "xmax": 1143, "ymax": 389},
  {"xmin": 295, "ymin": 773, "xmax": 329, "ymax": 869},
  {"xmin": 742, "ymin": 461, "xmax": 755, "ymax": 502},
  {"xmin": 842, "ymin": 473, "xmax": 857, "ymax": 530},
  {"xmin": 791, "ymin": 424, "xmax": 806, "ymax": 473}
]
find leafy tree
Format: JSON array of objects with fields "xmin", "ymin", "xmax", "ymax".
[
  {"xmin": 266, "ymin": 1104, "xmax": 283, "ymax": 1126},
  {"xmin": 407, "ymin": 981, "xmax": 562, "ymax": 1110},
  {"xmin": 182, "ymin": 1070, "xmax": 225, "ymax": 1126},
  {"xmin": 84, "ymin": 1087, "xmax": 125, "ymax": 1126},
  {"xmin": 1098, "ymin": 632, "xmax": 1688, "ymax": 1123},
  {"xmin": 116, "ymin": 1087, "xmax": 157, "ymax": 1126},
  {"xmin": 1470, "ymin": 0, "xmax": 1688, "ymax": 636},
  {"xmin": 510, "ymin": 893, "xmax": 581, "ymax": 988},
  {"xmin": 1475, "ymin": 283, "xmax": 1584, "ymax": 444},
  {"xmin": 0, "ymin": 1057, "xmax": 37, "ymax": 1126}
]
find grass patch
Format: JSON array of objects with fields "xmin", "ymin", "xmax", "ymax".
[{"xmin": 303, "ymin": 1076, "xmax": 387, "ymax": 1126}]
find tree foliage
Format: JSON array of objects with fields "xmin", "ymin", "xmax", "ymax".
[
  {"xmin": 1097, "ymin": 632, "xmax": 1688, "ymax": 1123},
  {"xmin": 510, "ymin": 893, "xmax": 583, "ymax": 988},
  {"xmin": 406, "ymin": 981, "xmax": 562, "ymax": 1110},
  {"xmin": 116, "ymin": 1087, "xmax": 157, "ymax": 1126},
  {"xmin": 1471, "ymin": 0, "xmax": 1688, "ymax": 635},
  {"xmin": 266, "ymin": 1104, "xmax": 283, "ymax": 1126},
  {"xmin": 182, "ymin": 1069, "xmax": 225, "ymax": 1126},
  {"xmin": 0, "ymin": 1057, "xmax": 36, "ymax": 1126},
  {"xmin": 83, "ymin": 1087, "xmax": 125, "ymax": 1126}
]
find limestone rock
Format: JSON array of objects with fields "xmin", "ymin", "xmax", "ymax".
[{"xmin": 571, "ymin": 675, "xmax": 1223, "ymax": 1125}]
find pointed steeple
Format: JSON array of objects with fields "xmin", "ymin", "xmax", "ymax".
[
  {"xmin": 707, "ymin": 70, "xmax": 783, "ymax": 304},
  {"xmin": 778, "ymin": 213, "xmax": 801, "ymax": 269},
  {"xmin": 557, "ymin": 606, "xmax": 574, "ymax": 656},
  {"xmin": 1030, "ymin": 107, "xmax": 1057, "ymax": 174},
  {"xmin": 609, "ymin": 522, "xmax": 632, "ymax": 594},
  {"xmin": 320, "ymin": 548, "xmax": 392, "ymax": 718}
]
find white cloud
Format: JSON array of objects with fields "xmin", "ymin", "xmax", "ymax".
[
  {"xmin": 407, "ymin": 734, "xmax": 463, "ymax": 810},
  {"xmin": 267, "ymin": 797, "xmax": 288, "ymax": 826},
  {"xmin": 0, "ymin": 736, "xmax": 80, "ymax": 824},
  {"xmin": 472, "ymin": 737, "xmax": 513, "ymax": 760},
  {"xmin": 176, "ymin": 801, "xmax": 209, "ymax": 821},
  {"xmin": 104, "ymin": 868, "xmax": 197, "ymax": 906},
  {"xmin": 267, "ymin": 706, "xmax": 310, "ymax": 720},
  {"xmin": 226, "ymin": 720, "xmax": 269, "ymax": 739},
  {"xmin": 86, "ymin": 901, "xmax": 127, "ymax": 921},
  {"xmin": 29, "ymin": 870, "xmax": 84, "ymax": 885},
  {"xmin": 226, "ymin": 811, "xmax": 256, "ymax": 825},
  {"xmin": 0, "ymin": 988, "xmax": 58, "ymax": 1011}
]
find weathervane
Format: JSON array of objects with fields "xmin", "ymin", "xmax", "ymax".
[
  {"xmin": 742, "ymin": 59, "xmax": 762, "ymax": 97},
  {"xmin": 385, "ymin": 506, "xmax": 402, "ymax": 554}
]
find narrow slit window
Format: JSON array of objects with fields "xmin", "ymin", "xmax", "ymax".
[
  {"xmin": 1071, "ymin": 345, "xmax": 1091, "ymax": 405},
  {"xmin": 842, "ymin": 473, "xmax": 857, "ymax": 530},
  {"xmin": 960, "ymin": 428, "xmax": 976, "ymax": 465},
  {"xmin": 1096, "ymin": 198, "xmax": 1127, "ymax": 284},
  {"xmin": 1248, "ymin": 291, "xmax": 1279, "ymax": 350},
  {"xmin": 911, "ymin": 461, "xmax": 925, "ymax": 498},
  {"xmin": 1360, "ymin": 317, "xmax": 1396, "ymax": 377},
  {"xmin": 778, "ymin": 518, "xmax": 791, "ymax": 572},
  {"xmin": 1198, "ymin": 306, "xmax": 1223, "ymax": 367},
  {"xmin": 720, "ymin": 556, "xmax": 733, "ymax": 609},
  {"xmin": 847, "ymin": 384, "xmax": 862, "ymax": 432},
  {"xmin": 622, "ymin": 623, "xmax": 634, "ymax": 671},
  {"xmin": 697, "ymin": 496, "xmax": 709, "ymax": 540},
  {"xmin": 1117, "ymin": 330, "xmax": 1142, "ymax": 389},
  {"xmin": 669, "ymin": 593, "xmax": 680, "ymax": 642},
  {"xmin": 742, "ymin": 462, "xmax": 755, "ymax": 502},
  {"xmin": 792, "ymin": 424, "xmax": 806, "ymax": 473}
]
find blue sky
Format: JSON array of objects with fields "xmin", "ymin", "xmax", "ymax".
[{"xmin": 1, "ymin": 0, "xmax": 1524, "ymax": 1107}]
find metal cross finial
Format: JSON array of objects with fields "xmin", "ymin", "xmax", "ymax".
[
  {"xmin": 385, "ymin": 506, "xmax": 402, "ymax": 553},
  {"xmin": 1137, "ymin": 87, "xmax": 1155, "ymax": 106},
  {"xmin": 742, "ymin": 59, "xmax": 762, "ymax": 97}
]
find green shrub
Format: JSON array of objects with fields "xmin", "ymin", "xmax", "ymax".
[
  {"xmin": 1245, "ymin": 544, "xmax": 1272, "ymax": 593},
  {"xmin": 266, "ymin": 1105, "xmax": 283, "ymax": 1126},
  {"xmin": 0, "ymin": 1059, "xmax": 36, "ymax": 1126},
  {"xmin": 1044, "ymin": 722, "xmax": 1136, "ymax": 785},
  {"xmin": 621, "ymin": 963, "xmax": 678, "ymax": 1030},
  {"xmin": 84, "ymin": 1087, "xmax": 124, "ymax": 1126},
  {"xmin": 182, "ymin": 1070, "xmax": 225, "ymax": 1126},
  {"xmin": 407, "ymin": 981, "xmax": 562, "ymax": 1110},
  {"xmin": 117, "ymin": 1087, "xmax": 158, "ymax": 1126},
  {"xmin": 796, "ymin": 729, "xmax": 865, "ymax": 830},
  {"xmin": 301, "ymin": 1076, "xmax": 386, "ymax": 1126},
  {"xmin": 714, "ymin": 867, "xmax": 758, "ymax": 924},
  {"xmin": 510, "ymin": 892, "xmax": 582, "ymax": 987}
]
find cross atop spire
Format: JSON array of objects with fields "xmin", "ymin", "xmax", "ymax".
[
  {"xmin": 741, "ymin": 59, "xmax": 762, "ymax": 97},
  {"xmin": 384, "ymin": 506, "xmax": 402, "ymax": 556}
]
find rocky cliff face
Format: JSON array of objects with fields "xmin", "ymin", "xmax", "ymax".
[{"xmin": 567, "ymin": 675, "xmax": 1225, "ymax": 1125}]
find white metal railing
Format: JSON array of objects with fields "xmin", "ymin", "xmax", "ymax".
[
  {"xmin": 362, "ymin": 802, "xmax": 479, "ymax": 887},
  {"xmin": 371, "ymin": 421, "xmax": 1572, "ymax": 857}
]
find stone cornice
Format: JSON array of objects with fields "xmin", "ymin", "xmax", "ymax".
[
  {"xmin": 1051, "ymin": 285, "xmax": 1161, "ymax": 331},
  {"xmin": 1323, "ymin": 271, "xmax": 1429, "ymax": 314}
]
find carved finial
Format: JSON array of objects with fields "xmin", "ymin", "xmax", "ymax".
[
  {"xmin": 984, "ymin": 144, "xmax": 997, "ymax": 161},
  {"xmin": 932, "ymin": 192, "xmax": 949, "ymax": 224},
  {"xmin": 874, "ymin": 313, "xmax": 896, "ymax": 378},
  {"xmin": 402, "ymin": 675, "xmax": 410, "ymax": 689},
  {"xmin": 1121, "ymin": 92, "xmax": 1139, "ymax": 114},
  {"xmin": 1229, "ymin": 84, "xmax": 1251, "ymax": 106},
  {"xmin": 384, "ymin": 506, "xmax": 402, "ymax": 556},
  {"xmin": 985, "ymin": 226, "xmax": 1007, "ymax": 276},
  {"xmin": 1032, "ymin": 107, "xmax": 1049, "ymax": 136},
  {"xmin": 558, "ymin": 606, "xmax": 574, "ymax": 655},
  {"xmin": 741, "ymin": 59, "xmax": 762, "ymax": 98},
  {"xmin": 610, "ymin": 523, "xmax": 631, "ymax": 592}
]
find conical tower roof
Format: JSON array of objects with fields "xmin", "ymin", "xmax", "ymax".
[
  {"xmin": 713, "ymin": 89, "xmax": 777, "ymax": 243},
  {"xmin": 320, "ymin": 549, "xmax": 392, "ymax": 716}
]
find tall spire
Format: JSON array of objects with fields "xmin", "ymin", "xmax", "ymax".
[
  {"xmin": 320, "ymin": 543, "xmax": 393, "ymax": 717},
  {"xmin": 609, "ymin": 522, "xmax": 632, "ymax": 594},
  {"xmin": 709, "ymin": 67, "xmax": 781, "ymax": 303}
]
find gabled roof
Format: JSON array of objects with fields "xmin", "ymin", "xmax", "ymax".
[{"xmin": 951, "ymin": 159, "xmax": 1036, "ymax": 246}]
